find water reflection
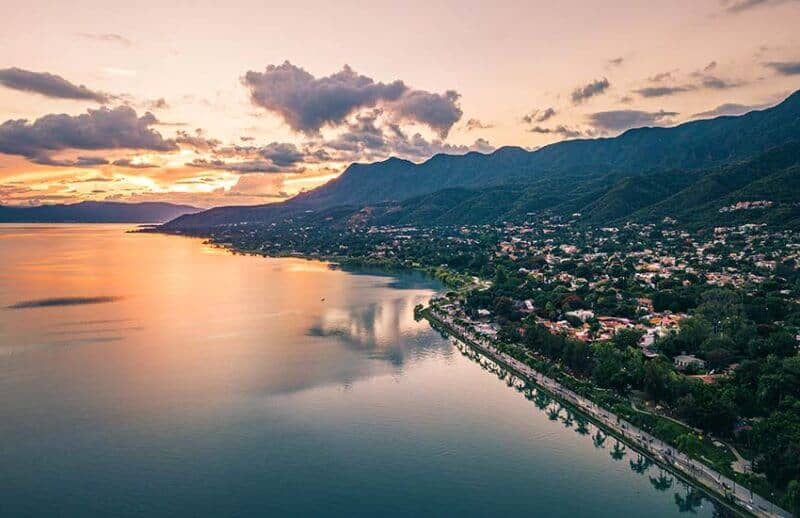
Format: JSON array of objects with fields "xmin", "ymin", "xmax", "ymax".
[
  {"xmin": 6, "ymin": 295, "xmax": 122, "ymax": 309},
  {"xmin": 674, "ymin": 488, "xmax": 705, "ymax": 513},
  {"xmin": 611, "ymin": 440, "xmax": 627, "ymax": 461},
  {"xmin": 307, "ymin": 293, "xmax": 443, "ymax": 367},
  {"xmin": 652, "ymin": 471, "xmax": 675, "ymax": 492},
  {"xmin": 594, "ymin": 430, "xmax": 607, "ymax": 448},
  {"xmin": 631, "ymin": 455, "xmax": 653, "ymax": 474},
  {"xmin": 451, "ymin": 339, "xmax": 728, "ymax": 516}
]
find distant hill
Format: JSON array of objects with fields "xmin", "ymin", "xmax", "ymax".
[
  {"xmin": 165, "ymin": 89, "xmax": 800, "ymax": 230},
  {"xmin": 212, "ymin": 141, "xmax": 798, "ymax": 231},
  {"xmin": 0, "ymin": 201, "xmax": 201, "ymax": 223}
]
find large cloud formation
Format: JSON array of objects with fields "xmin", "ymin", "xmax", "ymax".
[
  {"xmin": 187, "ymin": 110, "xmax": 493, "ymax": 174},
  {"xmin": 0, "ymin": 106, "xmax": 177, "ymax": 163},
  {"xmin": 0, "ymin": 67, "xmax": 109, "ymax": 102},
  {"xmin": 243, "ymin": 61, "xmax": 463, "ymax": 137},
  {"xmin": 389, "ymin": 89, "xmax": 462, "ymax": 137},
  {"xmin": 322, "ymin": 110, "xmax": 490, "ymax": 162}
]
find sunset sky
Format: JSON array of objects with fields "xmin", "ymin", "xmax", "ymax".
[{"xmin": 1, "ymin": 0, "xmax": 799, "ymax": 207}]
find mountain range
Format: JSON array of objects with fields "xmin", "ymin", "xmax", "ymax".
[
  {"xmin": 0, "ymin": 201, "xmax": 200, "ymax": 223},
  {"xmin": 165, "ymin": 89, "xmax": 800, "ymax": 231}
]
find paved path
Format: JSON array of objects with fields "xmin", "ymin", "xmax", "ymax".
[{"xmin": 429, "ymin": 308, "xmax": 791, "ymax": 518}]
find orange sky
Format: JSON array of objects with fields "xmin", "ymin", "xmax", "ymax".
[{"xmin": 1, "ymin": 0, "xmax": 799, "ymax": 207}]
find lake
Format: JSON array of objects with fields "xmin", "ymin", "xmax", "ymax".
[{"xmin": 0, "ymin": 224, "xmax": 723, "ymax": 517}]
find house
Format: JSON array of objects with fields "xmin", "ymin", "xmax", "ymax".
[
  {"xmin": 565, "ymin": 309, "xmax": 594, "ymax": 322},
  {"xmin": 674, "ymin": 354, "xmax": 706, "ymax": 371}
]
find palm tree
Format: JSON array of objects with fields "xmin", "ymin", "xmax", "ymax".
[
  {"xmin": 561, "ymin": 411, "xmax": 574, "ymax": 428},
  {"xmin": 547, "ymin": 404, "xmax": 561, "ymax": 421},
  {"xmin": 575, "ymin": 417, "xmax": 590, "ymax": 435}
]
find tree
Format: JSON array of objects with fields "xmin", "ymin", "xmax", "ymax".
[
  {"xmin": 768, "ymin": 331, "xmax": 798, "ymax": 358},
  {"xmin": 704, "ymin": 347, "xmax": 732, "ymax": 370},
  {"xmin": 785, "ymin": 479, "xmax": 800, "ymax": 517},
  {"xmin": 677, "ymin": 317, "xmax": 712, "ymax": 354},
  {"xmin": 613, "ymin": 328, "xmax": 645, "ymax": 351},
  {"xmin": 642, "ymin": 359, "xmax": 673, "ymax": 402}
]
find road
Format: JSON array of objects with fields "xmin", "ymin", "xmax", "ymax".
[{"xmin": 429, "ymin": 308, "xmax": 792, "ymax": 518}]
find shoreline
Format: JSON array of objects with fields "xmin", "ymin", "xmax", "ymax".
[
  {"xmin": 156, "ymin": 232, "xmax": 789, "ymax": 517},
  {"xmin": 422, "ymin": 306, "xmax": 789, "ymax": 518}
]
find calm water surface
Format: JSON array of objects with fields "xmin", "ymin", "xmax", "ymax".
[{"xmin": 0, "ymin": 225, "xmax": 722, "ymax": 517}]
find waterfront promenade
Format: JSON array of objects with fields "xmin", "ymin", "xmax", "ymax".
[{"xmin": 426, "ymin": 307, "xmax": 792, "ymax": 518}]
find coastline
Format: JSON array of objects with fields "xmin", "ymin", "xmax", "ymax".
[
  {"xmin": 421, "ymin": 305, "xmax": 790, "ymax": 518},
  {"xmin": 157, "ymin": 232, "xmax": 790, "ymax": 518}
]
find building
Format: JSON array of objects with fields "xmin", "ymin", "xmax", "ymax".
[
  {"xmin": 674, "ymin": 354, "xmax": 706, "ymax": 371},
  {"xmin": 565, "ymin": 309, "xmax": 594, "ymax": 322}
]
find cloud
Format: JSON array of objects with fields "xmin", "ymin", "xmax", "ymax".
[
  {"xmin": 243, "ymin": 61, "xmax": 407, "ymax": 134},
  {"xmin": 0, "ymin": 67, "xmax": 109, "ymax": 102},
  {"xmin": 76, "ymin": 33, "xmax": 133, "ymax": 46},
  {"xmin": 648, "ymin": 71, "xmax": 675, "ymax": 82},
  {"xmin": 69, "ymin": 175, "xmax": 115, "ymax": 183},
  {"xmin": 31, "ymin": 155, "xmax": 110, "ymax": 167},
  {"xmin": 465, "ymin": 118, "xmax": 493, "ymax": 130},
  {"xmin": 587, "ymin": 109, "xmax": 678, "ymax": 131},
  {"xmin": 691, "ymin": 102, "xmax": 769, "ymax": 118},
  {"xmin": 323, "ymin": 110, "xmax": 392, "ymax": 154},
  {"xmin": 390, "ymin": 133, "xmax": 493, "ymax": 161},
  {"xmin": 7, "ymin": 296, "xmax": 121, "ymax": 309},
  {"xmin": 765, "ymin": 61, "xmax": 800, "ymax": 75},
  {"xmin": 571, "ymin": 78, "xmax": 610, "ymax": 104},
  {"xmin": 699, "ymin": 75, "xmax": 741, "ymax": 89},
  {"xmin": 186, "ymin": 158, "xmax": 292, "ymax": 174},
  {"xmin": 389, "ymin": 89, "xmax": 462, "ymax": 137},
  {"xmin": 257, "ymin": 142, "xmax": 306, "ymax": 167},
  {"xmin": 227, "ymin": 174, "xmax": 288, "ymax": 197},
  {"xmin": 144, "ymin": 98, "xmax": 169, "ymax": 110},
  {"xmin": 111, "ymin": 158, "xmax": 157, "ymax": 168},
  {"xmin": 635, "ymin": 85, "xmax": 694, "ymax": 97},
  {"xmin": 523, "ymin": 107, "xmax": 557, "ymax": 123},
  {"xmin": 312, "ymin": 110, "xmax": 491, "ymax": 162},
  {"xmin": 0, "ymin": 106, "xmax": 177, "ymax": 163},
  {"xmin": 634, "ymin": 70, "xmax": 743, "ymax": 98},
  {"xmin": 528, "ymin": 125, "xmax": 585, "ymax": 139},
  {"xmin": 721, "ymin": 0, "xmax": 799, "ymax": 13},
  {"xmin": 174, "ymin": 129, "xmax": 220, "ymax": 150},
  {"xmin": 243, "ymin": 61, "xmax": 463, "ymax": 136}
]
